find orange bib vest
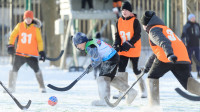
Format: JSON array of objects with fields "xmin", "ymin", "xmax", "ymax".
[
  {"xmin": 149, "ymin": 25, "xmax": 190, "ymax": 63},
  {"xmin": 117, "ymin": 17, "xmax": 141, "ymax": 57},
  {"xmin": 16, "ymin": 22, "xmax": 39, "ymax": 56}
]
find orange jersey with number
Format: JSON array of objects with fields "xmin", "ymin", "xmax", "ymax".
[
  {"xmin": 8, "ymin": 22, "xmax": 44, "ymax": 57},
  {"xmin": 117, "ymin": 17, "xmax": 141, "ymax": 57},
  {"xmin": 149, "ymin": 25, "xmax": 190, "ymax": 63}
]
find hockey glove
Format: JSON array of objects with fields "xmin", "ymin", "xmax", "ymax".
[
  {"xmin": 7, "ymin": 44, "xmax": 15, "ymax": 55},
  {"xmin": 39, "ymin": 51, "xmax": 46, "ymax": 62},
  {"xmin": 85, "ymin": 64, "xmax": 93, "ymax": 74},
  {"xmin": 113, "ymin": 44, "xmax": 121, "ymax": 52},
  {"xmin": 167, "ymin": 54, "xmax": 177, "ymax": 63},
  {"xmin": 121, "ymin": 41, "xmax": 134, "ymax": 51}
]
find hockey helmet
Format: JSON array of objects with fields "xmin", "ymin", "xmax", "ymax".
[{"xmin": 73, "ymin": 32, "xmax": 88, "ymax": 47}]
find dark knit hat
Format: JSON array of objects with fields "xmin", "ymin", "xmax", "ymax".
[
  {"xmin": 121, "ymin": 1, "xmax": 132, "ymax": 12},
  {"xmin": 141, "ymin": 11, "xmax": 156, "ymax": 25}
]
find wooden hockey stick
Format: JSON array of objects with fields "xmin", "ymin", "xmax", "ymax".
[{"xmin": 0, "ymin": 81, "xmax": 31, "ymax": 110}]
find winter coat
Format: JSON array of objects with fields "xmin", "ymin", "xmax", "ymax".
[
  {"xmin": 144, "ymin": 15, "xmax": 190, "ymax": 70},
  {"xmin": 181, "ymin": 21, "xmax": 200, "ymax": 47},
  {"xmin": 114, "ymin": 13, "xmax": 141, "ymax": 57}
]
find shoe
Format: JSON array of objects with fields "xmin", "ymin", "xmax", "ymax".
[
  {"xmin": 40, "ymin": 88, "xmax": 46, "ymax": 93},
  {"xmin": 126, "ymin": 88, "xmax": 137, "ymax": 104},
  {"xmin": 91, "ymin": 100, "xmax": 107, "ymax": 106}
]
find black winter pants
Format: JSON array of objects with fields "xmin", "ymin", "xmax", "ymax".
[
  {"xmin": 12, "ymin": 55, "xmax": 40, "ymax": 73},
  {"xmin": 148, "ymin": 59, "xmax": 192, "ymax": 89},
  {"xmin": 81, "ymin": 0, "xmax": 93, "ymax": 9},
  {"xmin": 99, "ymin": 53, "xmax": 119, "ymax": 80},
  {"xmin": 118, "ymin": 55, "xmax": 141, "ymax": 75}
]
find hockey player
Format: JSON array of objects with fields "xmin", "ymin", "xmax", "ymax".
[
  {"xmin": 141, "ymin": 11, "xmax": 200, "ymax": 107},
  {"xmin": 7, "ymin": 10, "xmax": 46, "ymax": 93},
  {"xmin": 113, "ymin": 1, "xmax": 147, "ymax": 98},
  {"xmin": 73, "ymin": 32, "xmax": 137, "ymax": 106}
]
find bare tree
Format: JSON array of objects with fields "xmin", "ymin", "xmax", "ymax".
[{"xmin": 41, "ymin": 0, "xmax": 61, "ymax": 66}]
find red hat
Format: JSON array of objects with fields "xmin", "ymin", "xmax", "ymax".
[{"xmin": 23, "ymin": 10, "xmax": 34, "ymax": 19}]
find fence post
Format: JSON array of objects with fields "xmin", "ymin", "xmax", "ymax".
[{"xmin": 25, "ymin": 0, "xmax": 32, "ymax": 10}]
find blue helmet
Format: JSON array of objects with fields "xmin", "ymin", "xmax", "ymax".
[{"xmin": 73, "ymin": 32, "xmax": 88, "ymax": 47}]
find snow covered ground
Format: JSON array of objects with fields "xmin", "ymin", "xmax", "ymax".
[{"xmin": 0, "ymin": 58, "xmax": 200, "ymax": 112}]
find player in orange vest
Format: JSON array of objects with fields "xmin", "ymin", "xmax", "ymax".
[
  {"xmin": 141, "ymin": 11, "xmax": 200, "ymax": 107},
  {"xmin": 113, "ymin": 1, "xmax": 147, "ymax": 99},
  {"xmin": 6, "ymin": 10, "xmax": 46, "ymax": 93}
]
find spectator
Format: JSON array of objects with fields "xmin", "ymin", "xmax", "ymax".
[
  {"xmin": 81, "ymin": 0, "xmax": 94, "ymax": 11},
  {"xmin": 181, "ymin": 13, "xmax": 200, "ymax": 78}
]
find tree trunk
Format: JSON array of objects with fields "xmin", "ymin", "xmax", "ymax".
[{"xmin": 41, "ymin": 0, "xmax": 60, "ymax": 66}]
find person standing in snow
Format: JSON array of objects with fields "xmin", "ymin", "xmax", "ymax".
[
  {"xmin": 7, "ymin": 10, "xmax": 46, "ymax": 93},
  {"xmin": 113, "ymin": 1, "xmax": 147, "ymax": 99},
  {"xmin": 141, "ymin": 11, "xmax": 200, "ymax": 107},
  {"xmin": 181, "ymin": 13, "xmax": 200, "ymax": 79},
  {"xmin": 73, "ymin": 32, "xmax": 137, "ymax": 106}
]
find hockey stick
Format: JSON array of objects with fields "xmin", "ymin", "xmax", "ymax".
[
  {"xmin": 47, "ymin": 70, "xmax": 88, "ymax": 91},
  {"xmin": 192, "ymin": 54, "xmax": 200, "ymax": 67},
  {"xmin": 0, "ymin": 81, "xmax": 31, "ymax": 110},
  {"xmin": 15, "ymin": 50, "xmax": 64, "ymax": 61},
  {"xmin": 175, "ymin": 88, "xmax": 200, "ymax": 101},
  {"xmin": 105, "ymin": 70, "xmax": 145, "ymax": 107}
]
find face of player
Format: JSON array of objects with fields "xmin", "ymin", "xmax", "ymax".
[
  {"xmin": 190, "ymin": 17, "xmax": 196, "ymax": 23},
  {"xmin": 24, "ymin": 17, "xmax": 33, "ymax": 25},
  {"xmin": 77, "ymin": 42, "xmax": 86, "ymax": 50},
  {"xmin": 122, "ymin": 9, "xmax": 131, "ymax": 18}
]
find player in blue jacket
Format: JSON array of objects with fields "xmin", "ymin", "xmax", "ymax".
[{"xmin": 73, "ymin": 32, "xmax": 137, "ymax": 106}]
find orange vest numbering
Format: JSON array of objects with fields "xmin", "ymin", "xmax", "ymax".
[
  {"xmin": 149, "ymin": 25, "xmax": 191, "ymax": 63},
  {"xmin": 117, "ymin": 17, "xmax": 141, "ymax": 57},
  {"xmin": 16, "ymin": 22, "xmax": 39, "ymax": 56}
]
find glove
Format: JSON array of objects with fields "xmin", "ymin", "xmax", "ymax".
[
  {"xmin": 85, "ymin": 64, "xmax": 93, "ymax": 74},
  {"xmin": 113, "ymin": 44, "xmax": 121, "ymax": 52},
  {"xmin": 167, "ymin": 54, "xmax": 177, "ymax": 63},
  {"xmin": 7, "ymin": 45, "xmax": 15, "ymax": 55},
  {"xmin": 121, "ymin": 41, "xmax": 133, "ymax": 51},
  {"xmin": 39, "ymin": 51, "xmax": 46, "ymax": 62}
]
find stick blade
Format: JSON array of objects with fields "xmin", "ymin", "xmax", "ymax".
[
  {"xmin": 175, "ymin": 88, "xmax": 200, "ymax": 101},
  {"xmin": 22, "ymin": 100, "xmax": 32, "ymax": 110},
  {"xmin": 104, "ymin": 97, "xmax": 116, "ymax": 107},
  {"xmin": 47, "ymin": 84, "xmax": 69, "ymax": 91}
]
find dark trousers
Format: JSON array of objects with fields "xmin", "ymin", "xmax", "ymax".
[
  {"xmin": 187, "ymin": 46, "xmax": 200, "ymax": 72},
  {"xmin": 81, "ymin": 0, "xmax": 93, "ymax": 9},
  {"xmin": 99, "ymin": 53, "xmax": 119, "ymax": 80},
  {"xmin": 12, "ymin": 55, "xmax": 40, "ymax": 73},
  {"xmin": 148, "ymin": 59, "xmax": 192, "ymax": 89},
  {"xmin": 118, "ymin": 55, "xmax": 141, "ymax": 75}
]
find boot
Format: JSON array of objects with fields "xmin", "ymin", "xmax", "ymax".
[
  {"xmin": 91, "ymin": 76, "xmax": 111, "ymax": 106},
  {"xmin": 136, "ymin": 75, "xmax": 147, "ymax": 98},
  {"xmin": 113, "ymin": 72, "xmax": 128, "ymax": 99},
  {"xmin": 35, "ymin": 70, "xmax": 46, "ymax": 93},
  {"xmin": 111, "ymin": 76, "xmax": 137, "ymax": 104},
  {"xmin": 187, "ymin": 77, "xmax": 200, "ymax": 96},
  {"xmin": 5, "ymin": 71, "xmax": 18, "ymax": 93},
  {"xmin": 147, "ymin": 78, "xmax": 160, "ymax": 106}
]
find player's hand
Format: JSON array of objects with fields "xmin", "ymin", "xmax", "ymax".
[
  {"xmin": 7, "ymin": 44, "xmax": 15, "ymax": 55},
  {"xmin": 168, "ymin": 54, "xmax": 177, "ymax": 63},
  {"xmin": 39, "ymin": 51, "xmax": 46, "ymax": 62}
]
